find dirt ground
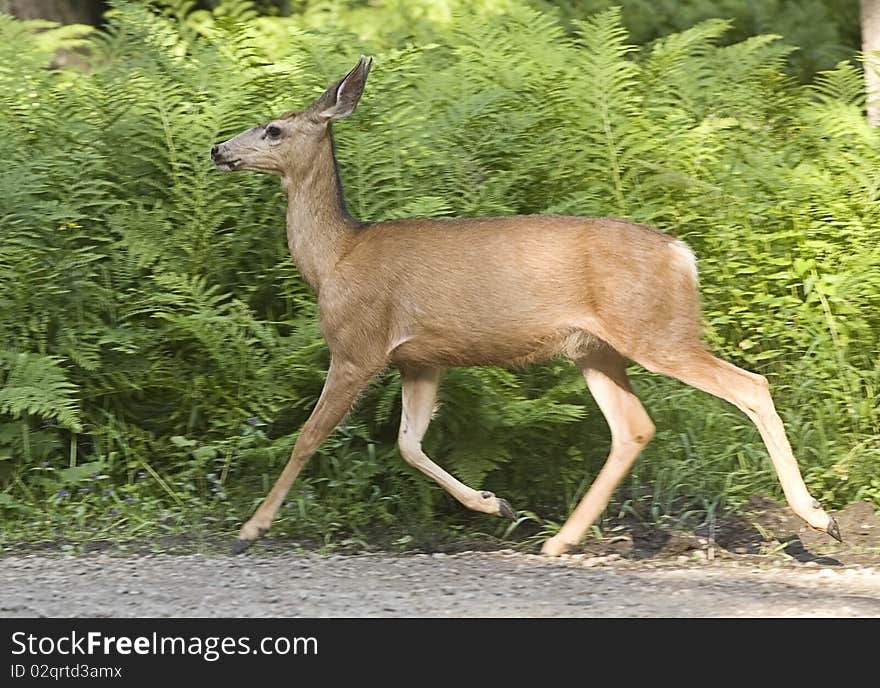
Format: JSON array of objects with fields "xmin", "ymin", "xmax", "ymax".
[
  {"xmin": 564, "ymin": 496, "xmax": 880, "ymax": 567},
  {"xmin": 1, "ymin": 498, "xmax": 878, "ymax": 618}
]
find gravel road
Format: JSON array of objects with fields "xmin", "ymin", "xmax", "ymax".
[{"xmin": 2, "ymin": 551, "xmax": 878, "ymax": 617}]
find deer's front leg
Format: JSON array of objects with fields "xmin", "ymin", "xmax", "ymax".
[{"xmin": 234, "ymin": 357, "xmax": 382, "ymax": 553}]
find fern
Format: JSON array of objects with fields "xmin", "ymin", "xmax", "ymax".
[
  {"xmin": 0, "ymin": 353, "xmax": 82, "ymax": 432},
  {"xmin": 0, "ymin": 0, "xmax": 877, "ymax": 531}
]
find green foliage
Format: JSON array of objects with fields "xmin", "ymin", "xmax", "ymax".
[
  {"xmin": 535, "ymin": 0, "xmax": 861, "ymax": 83},
  {"xmin": 0, "ymin": 353, "xmax": 82, "ymax": 432},
  {"xmin": 0, "ymin": 0, "xmax": 877, "ymax": 546}
]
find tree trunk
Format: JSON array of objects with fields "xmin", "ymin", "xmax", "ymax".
[
  {"xmin": 0, "ymin": 0, "xmax": 105, "ymax": 26},
  {"xmin": 861, "ymin": 0, "xmax": 880, "ymax": 125}
]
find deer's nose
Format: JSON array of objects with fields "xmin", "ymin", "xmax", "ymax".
[{"xmin": 211, "ymin": 144, "xmax": 220, "ymax": 159}]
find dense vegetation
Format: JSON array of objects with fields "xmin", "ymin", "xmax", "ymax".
[{"xmin": 0, "ymin": 0, "xmax": 877, "ymax": 549}]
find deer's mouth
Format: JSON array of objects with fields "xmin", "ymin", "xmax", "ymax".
[{"xmin": 214, "ymin": 157, "xmax": 241, "ymax": 171}]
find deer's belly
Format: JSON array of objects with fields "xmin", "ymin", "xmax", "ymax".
[{"xmin": 388, "ymin": 324, "xmax": 600, "ymax": 369}]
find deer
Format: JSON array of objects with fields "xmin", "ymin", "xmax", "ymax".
[{"xmin": 211, "ymin": 56, "xmax": 841, "ymax": 556}]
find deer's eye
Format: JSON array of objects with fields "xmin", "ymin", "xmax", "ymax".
[{"xmin": 265, "ymin": 125, "xmax": 282, "ymax": 138}]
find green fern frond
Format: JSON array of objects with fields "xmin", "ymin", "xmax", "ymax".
[
  {"xmin": 812, "ymin": 60, "xmax": 867, "ymax": 106},
  {"xmin": 0, "ymin": 352, "xmax": 82, "ymax": 432}
]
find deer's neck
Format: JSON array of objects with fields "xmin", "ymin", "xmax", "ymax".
[{"xmin": 281, "ymin": 130, "xmax": 361, "ymax": 291}]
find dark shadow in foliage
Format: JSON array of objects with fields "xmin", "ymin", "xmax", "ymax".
[
  {"xmin": 696, "ymin": 511, "xmax": 840, "ymax": 564},
  {"xmin": 557, "ymin": 494, "xmax": 849, "ymax": 563},
  {"xmin": 695, "ymin": 512, "xmax": 763, "ymax": 554},
  {"xmin": 779, "ymin": 536, "xmax": 841, "ymax": 566}
]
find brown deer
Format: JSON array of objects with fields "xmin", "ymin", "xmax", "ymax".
[{"xmin": 211, "ymin": 56, "xmax": 841, "ymax": 556}]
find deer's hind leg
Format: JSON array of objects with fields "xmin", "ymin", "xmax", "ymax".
[
  {"xmin": 398, "ymin": 366, "xmax": 514, "ymax": 519},
  {"xmin": 636, "ymin": 349, "xmax": 840, "ymax": 540},
  {"xmin": 542, "ymin": 348, "xmax": 655, "ymax": 556}
]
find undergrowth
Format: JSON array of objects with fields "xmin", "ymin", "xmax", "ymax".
[{"xmin": 0, "ymin": 0, "xmax": 877, "ymax": 549}]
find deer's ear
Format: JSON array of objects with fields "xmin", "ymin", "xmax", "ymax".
[{"xmin": 310, "ymin": 56, "xmax": 373, "ymax": 121}]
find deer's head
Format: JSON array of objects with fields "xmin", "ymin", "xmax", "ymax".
[{"xmin": 211, "ymin": 56, "xmax": 372, "ymax": 176}]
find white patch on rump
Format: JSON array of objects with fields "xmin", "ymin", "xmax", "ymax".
[{"xmin": 670, "ymin": 240, "xmax": 698, "ymax": 284}]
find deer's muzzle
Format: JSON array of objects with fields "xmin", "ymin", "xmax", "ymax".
[{"xmin": 210, "ymin": 143, "xmax": 240, "ymax": 171}]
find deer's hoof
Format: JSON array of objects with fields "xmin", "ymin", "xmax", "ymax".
[
  {"xmin": 826, "ymin": 516, "xmax": 842, "ymax": 542},
  {"xmin": 497, "ymin": 498, "xmax": 515, "ymax": 520},
  {"xmin": 232, "ymin": 538, "xmax": 253, "ymax": 555},
  {"xmin": 233, "ymin": 524, "xmax": 268, "ymax": 554},
  {"xmin": 541, "ymin": 536, "xmax": 571, "ymax": 557}
]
